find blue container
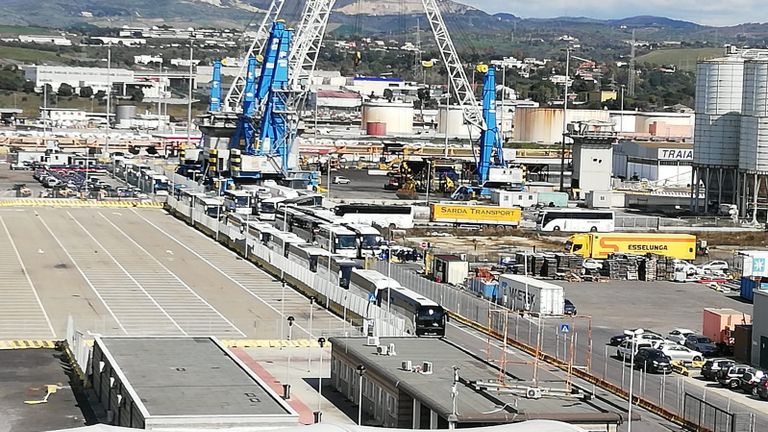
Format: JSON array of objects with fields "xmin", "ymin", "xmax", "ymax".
[{"xmin": 741, "ymin": 277, "xmax": 757, "ymax": 302}]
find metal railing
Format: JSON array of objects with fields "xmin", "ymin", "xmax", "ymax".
[{"xmin": 683, "ymin": 392, "xmax": 755, "ymax": 432}]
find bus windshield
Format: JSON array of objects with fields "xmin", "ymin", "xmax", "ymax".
[
  {"xmin": 336, "ymin": 234, "xmax": 357, "ymax": 249},
  {"xmin": 261, "ymin": 201, "xmax": 276, "ymax": 212},
  {"xmin": 416, "ymin": 306, "xmax": 445, "ymax": 323},
  {"xmin": 361, "ymin": 234, "xmax": 381, "ymax": 248}
]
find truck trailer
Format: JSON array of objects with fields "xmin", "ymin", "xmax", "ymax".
[
  {"xmin": 498, "ymin": 274, "xmax": 565, "ymax": 315},
  {"xmin": 565, "ymin": 233, "xmax": 697, "ymax": 260},
  {"xmin": 430, "ymin": 203, "xmax": 521, "ymax": 226}
]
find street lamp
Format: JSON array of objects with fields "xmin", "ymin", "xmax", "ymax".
[
  {"xmin": 620, "ymin": 84, "xmax": 626, "ymax": 138},
  {"xmin": 624, "ymin": 328, "xmax": 644, "ymax": 432},
  {"xmin": 308, "ymin": 296, "xmax": 316, "ymax": 370},
  {"xmin": 287, "ymin": 316, "xmax": 295, "ymax": 340},
  {"xmin": 316, "ymin": 337, "xmax": 326, "ymax": 417},
  {"xmin": 356, "ymin": 364, "xmax": 367, "ymax": 425}
]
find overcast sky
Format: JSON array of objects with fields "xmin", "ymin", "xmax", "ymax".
[{"xmin": 460, "ymin": 0, "xmax": 763, "ymax": 26}]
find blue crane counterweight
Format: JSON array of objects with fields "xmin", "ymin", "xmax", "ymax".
[{"xmin": 209, "ymin": 60, "xmax": 222, "ymax": 112}]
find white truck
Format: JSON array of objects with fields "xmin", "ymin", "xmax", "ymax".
[{"xmin": 498, "ymin": 274, "xmax": 565, "ymax": 315}]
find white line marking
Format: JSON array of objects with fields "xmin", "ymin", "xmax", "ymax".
[
  {"xmin": 98, "ymin": 211, "xmax": 247, "ymax": 338},
  {"xmin": 65, "ymin": 210, "xmax": 188, "ymax": 336},
  {"xmin": 36, "ymin": 212, "xmax": 128, "ymax": 335},
  {"xmin": 131, "ymin": 208, "xmax": 328, "ymax": 337},
  {"xmin": 0, "ymin": 216, "xmax": 56, "ymax": 338}
]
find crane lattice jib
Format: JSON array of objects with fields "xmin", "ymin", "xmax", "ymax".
[
  {"xmin": 420, "ymin": 0, "xmax": 485, "ymax": 131},
  {"xmin": 223, "ymin": 0, "xmax": 285, "ymax": 111},
  {"xmin": 288, "ymin": 0, "xmax": 336, "ymax": 89}
]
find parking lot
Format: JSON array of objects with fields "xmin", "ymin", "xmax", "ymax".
[{"xmin": 0, "ymin": 206, "xmax": 345, "ymax": 340}]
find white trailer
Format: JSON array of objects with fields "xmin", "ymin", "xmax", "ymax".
[
  {"xmin": 498, "ymin": 274, "xmax": 565, "ymax": 315},
  {"xmin": 735, "ymin": 251, "xmax": 768, "ymax": 277}
]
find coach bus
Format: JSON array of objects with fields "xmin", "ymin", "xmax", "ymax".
[
  {"xmin": 333, "ymin": 204, "xmax": 415, "ymax": 229},
  {"xmin": 315, "ymin": 224, "xmax": 358, "ymax": 258},
  {"xmin": 377, "ymin": 285, "xmax": 447, "ymax": 336},
  {"xmin": 536, "ymin": 209, "xmax": 615, "ymax": 233}
]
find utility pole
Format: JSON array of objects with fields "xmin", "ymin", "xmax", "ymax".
[
  {"xmin": 559, "ymin": 47, "xmax": 571, "ymax": 192},
  {"xmin": 105, "ymin": 42, "xmax": 111, "ymax": 153},
  {"xmin": 186, "ymin": 44, "xmax": 194, "ymax": 147}
]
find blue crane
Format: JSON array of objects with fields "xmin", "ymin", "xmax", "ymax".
[
  {"xmin": 208, "ymin": 60, "xmax": 222, "ymax": 112},
  {"xmin": 477, "ymin": 65, "xmax": 504, "ymax": 184}
]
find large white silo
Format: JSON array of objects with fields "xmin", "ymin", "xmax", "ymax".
[
  {"xmin": 693, "ymin": 58, "xmax": 745, "ymax": 168},
  {"xmin": 361, "ymin": 101, "xmax": 414, "ymax": 135},
  {"xmin": 739, "ymin": 60, "xmax": 768, "ymax": 174}
]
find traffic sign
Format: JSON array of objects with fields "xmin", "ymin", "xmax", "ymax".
[
  {"xmin": 559, "ymin": 323, "xmax": 571, "ymax": 333},
  {"xmin": 368, "ymin": 293, "xmax": 376, "ymax": 302}
]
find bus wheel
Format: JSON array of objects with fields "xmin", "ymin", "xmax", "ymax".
[
  {"xmin": 553, "ymin": 226, "xmax": 561, "ymax": 232},
  {"xmin": 590, "ymin": 226, "xmax": 598, "ymax": 232}
]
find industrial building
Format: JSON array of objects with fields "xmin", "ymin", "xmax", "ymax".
[
  {"xmin": 613, "ymin": 141, "xmax": 693, "ymax": 186},
  {"xmin": 90, "ymin": 336, "xmax": 299, "ymax": 429},
  {"xmin": 23, "ymin": 65, "xmax": 135, "ymax": 95},
  {"xmin": 329, "ymin": 337, "xmax": 624, "ymax": 431},
  {"xmin": 692, "ymin": 49, "xmax": 768, "ymax": 221},
  {"xmin": 752, "ymin": 290, "xmax": 768, "ymax": 369}
]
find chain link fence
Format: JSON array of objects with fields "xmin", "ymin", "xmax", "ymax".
[{"xmin": 683, "ymin": 392, "xmax": 755, "ymax": 432}]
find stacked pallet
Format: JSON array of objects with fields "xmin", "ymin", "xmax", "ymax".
[
  {"xmin": 605, "ymin": 253, "xmax": 641, "ymax": 280},
  {"xmin": 542, "ymin": 256, "xmax": 558, "ymax": 278},
  {"xmin": 556, "ymin": 253, "xmax": 583, "ymax": 273},
  {"xmin": 640, "ymin": 255, "xmax": 657, "ymax": 281},
  {"xmin": 655, "ymin": 256, "xmax": 677, "ymax": 281}
]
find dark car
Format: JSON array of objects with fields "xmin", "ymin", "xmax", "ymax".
[
  {"xmin": 684, "ymin": 334, "xmax": 718, "ymax": 357},
  {"xmin": 739, "ymin": 370, "xmax": 766, "ymax": 396},
  {"xmin": 757, "ymin": 376, "xmax": 768, "ymax": 400},
  {"xmin": 701, "ymin": 358, "xmax": 737, "ymax": 381},
  {"xmin": 564, "ymin": 299, "xmax": 577, "ymax": 315},
  {"xmin": 634, "ymin": 348, "xmax": 673, "ymax": 374},
  {"xmin": 717, "ymin": 364, "xmax": 753, "ymax": 390}
]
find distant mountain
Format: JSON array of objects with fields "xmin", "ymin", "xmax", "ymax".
[{"xmin": 609, "ymin": 15, "xmax": 702, "ymax": 30}]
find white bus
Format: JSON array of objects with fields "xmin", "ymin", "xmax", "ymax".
[
  {"xmin": 258, "ymin": 197, "xmax": 284, "ymax": 221},
  {"xmin": 315, "ymin": 224, "xmax": 358, "ymax": 258},
  {"xmin": 287, "ymin": 244, "xmax": 332, "ymax": 273},
  {"xmin": 317, "ymin": 255, "xmax": 361, "ymax": 289},
  {"xmin": 377, "ymin": 286, "xmax": 447, "ymax": 337},
  {"xmin": 536, "ymin": 209, "xmax": 615, "ymax": 232},
  {"xmin": 349, "ymin": 269, "xmax": 400, "ymax": 301},
  {"xmin": 267, "ymin": 231, "xmax": 306, "ymax": 257},
  {"xmin": 333, "ymin": 204, "xmax": 415, "ymax": 229},
  {"xmin": 223, "ymin": 190, "xmax": 255, "ymax": 215},
  {"xmin": 345, "ymin": 223, "xmax": 384, "ymax": 258}
]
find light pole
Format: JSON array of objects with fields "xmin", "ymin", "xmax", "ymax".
[
  {"xmin": 308, "ymin": 296, "xmax": 316, "ymax": 370},
  {"xmin": 559, "ymin": 47, "xmax": 571, "ymax": 192},
  {"xmin": 316, "ymin": 337, "xmax": 326, "ymax": 418},
  {"xmin": 105, "ymin": 42, "xmax": 111, "ymax": 154},
  {"xmin": 356, "ymin": 365, "xmax": 367, "ymax": 425},
  {"xmin": 287, "ymin": 315, "xmax": 295, "ymax": 340},
  {"xmin": 620, "ymin": 84, "xmax": 626, "ymax": 138},
  {"xmin": 625, "ymin": 328, "xmax": 644, "ymax": 432}
]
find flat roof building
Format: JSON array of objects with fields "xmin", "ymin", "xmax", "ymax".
[
  {"xmin": 329, "ymin": 337, "xmax": 625, "ymax": 431},
  {"xmin": 91, "ymin": 336, "xmax": 299, "ymax": 430}
]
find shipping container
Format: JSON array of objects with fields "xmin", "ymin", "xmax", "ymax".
[
  {"xmin": 498, "ymin": 274, "xmax": 565, "ymax": 315},
  {"xmin": 430, "ymin": 203, "xmax": 521, "ymax": 226},
  {"xmin": 565, "ymin": 233, "xmax": 696, "ymax": 260},
  {"xmin": 432, "ymin": 255, "xmax": 469, "ymax": 285},
  {"xmin": 467, "ymin": 278, "xmax": 499, "ymax": 301},
  {"xmin": 702, "ymin": 308, "xmax": 752, "ymax": 344},
  {"xmin": 491, "ymin": 190, "xmax": 538, "ymax": 208},
  {"xmin": 735, "ymin": 251, "xmax": 768, "ymax": 277}
]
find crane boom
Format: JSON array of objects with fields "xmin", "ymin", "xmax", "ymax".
[
  {"xmin": 420, "ymin": 0, "xmax": 484, "ymax": 130},
  {"xmin": 222, "ymin": 0, "xmax": 286, "ymax": 112}
]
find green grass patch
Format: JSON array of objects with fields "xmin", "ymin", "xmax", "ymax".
[
  {"xmin": 636, "ymin": 48, "xmax": 724, "ymax": 70},
  {"xmin": 0, "ymin": 25, "xmax": 54, "ymax": 35},
  {"xmin": 0, "ymin": 46, "xmax": 63, "ymax": 63}
]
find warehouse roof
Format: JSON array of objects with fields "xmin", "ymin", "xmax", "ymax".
[
  {"xmin": 329, "ymin": 337, "xmax": 624, "ymax": 425},
  {"xmin": 96, "ymin": 336, "xmax": 296, "ymax": 417}
]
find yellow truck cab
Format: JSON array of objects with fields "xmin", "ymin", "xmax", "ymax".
[{"xmin": 566, "ymin": 233, "xmax": 697, "ymax": 260}]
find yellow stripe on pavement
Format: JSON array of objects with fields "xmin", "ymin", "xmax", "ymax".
[{"xmin": 0, "ymin": 340, "xmax": 57, "ymax": 350}]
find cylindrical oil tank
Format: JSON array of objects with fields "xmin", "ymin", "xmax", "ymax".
[
  {"xmin": 437, "ymin": 105, "xmax": 481, "ymax": 139},
  {"xmin": 693, "ymin": 58, "xmax": 744, "ymax": 167},
  {"xmin": 116, "ymin": 105, "xmax": 137, "ymax": 123},
  {"xmin": 740, "ymin": 60, "xmax": 768, "ymax": 173},
  {"xmin": 366, "ymin": 121, "xmax": 387, "ymax": 136},
  {"xmin": 361, "ymin": 101, "xmax": 413, "ymax": 134},
  {"xmin": 513, "ymin": 107, "xmax": 610, "ymax": 144}
]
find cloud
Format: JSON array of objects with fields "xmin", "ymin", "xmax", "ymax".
[{"xmin": 460, "ymin": 0, "xmax": 763, "ymax": 26}]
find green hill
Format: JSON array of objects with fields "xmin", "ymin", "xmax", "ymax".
[{"xmin": 635, "ymin": 48, "xmax": 724, "ymax": 71}]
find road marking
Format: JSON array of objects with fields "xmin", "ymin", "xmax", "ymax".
[
  {"xmin": 97, "ymin": 212, "xmax": 247, "ymax": 338},
  {"xmin": 0, "ymin": 340, "xmax": 57, "ymax": 350},
  {"xmin": 131, "ymin": 209, "xmax": 327, "ymax": 337},
  {"xmin": 65, "ymin": 210, "xmax": 188, "ymax": 336},
  {"xmin": 221, "ymin": 339, "xmax": 330, "ymax": 348},
  {"xmin": 36, "ymin": 212, "xmax": 128, "ymax": 335},
  {"xmin": 0, "ymin": 216, "xmax": 56, "ymax": 338}
]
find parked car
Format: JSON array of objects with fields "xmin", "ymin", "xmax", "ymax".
[
  {"xmin": 582, "ymin": 258, "xmax": 602, "ymax": 271},
  {"xmin": 633, "ymin": 348, "xmax": 673, "ymax": 374},
  {"xmin": 717, "ymin": 364, "xmax": 753, "ymax": 390},
  {"xmin": 666, "ymin": 328, "xmax": 695, "ymax": 345},
  {"xmin": 739, "ymin": 369, "xmax": 765, "ymax": 396},
  {"xmin": 608, "ymin": 329, "xmax": 662, "ymax": 346},
  {"xmin": 684, "ymin": 334, "xmax": 718, "ymax": 357},
  {"xmin": 701, "ymin": 358, "xmax": 737, "ymax": 381},
  {"xmin": 658, "ymin": 343, "xmax": 704, "ymax": 363},
  {"xmin": 757, "ymin": 376, "xmax": 768, "ymax": 400},
  {"xmin": 564, "ymin": 299, "xmax": 577, "ymax": 315},
  {"xmin": 616, "ymin": 340, "xmax": 655, "ymax": 360},
  {"xmin": 699, "ymin": 260, "xmax": 729, "ymax": 273},
  {"xmin": 332, "ymin": 175, "xmax": 351, "ymax": 185}
]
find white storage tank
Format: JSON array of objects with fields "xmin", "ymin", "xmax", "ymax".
[
  {"xmin": 361, "ymin": 101, "xmax": 413, "ymax": 135},
  {"xmin": 437, "ymin": 104, "xmax": 481, "ymax": 139},
  {"xmin": 116, "ymin": 104, "xmax": 137, "ymax": 123},
  {"xmin": 498, "ymin": 274, "xmax": 565, "ymax": 315},
  {"xmin": 739, "ymin": 60, "xmax": 768, "ymax": 173},
  {"xmin": 513, "ymin": 107, "xmax": 610, "ymax": 144},
  {"xmin": 693, "ymin": 58, "xmax": 744, "ymax": 167}
]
